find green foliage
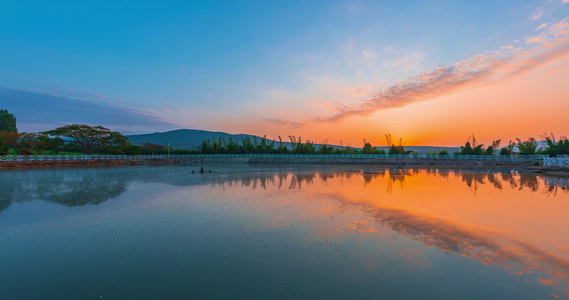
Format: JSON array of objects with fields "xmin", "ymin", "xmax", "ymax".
[
  {"xmin": 0, "ymin": 141, "xmax": 9, "ymax": 155},
  {"xmin": 516, "ymin": 137, "xmax": 537, "ymax": 155},
  {"xmin": 0, "ymin": 132, "xmax": 36, "ymax": 155},
  {"xmin": 36, "ymin": 134, "xmax": 65, "ymax": 154},
  {"xmin": 385, "ymin": 133, "xmax": 411, "ymax": 154},
  {"xmin": 141, "ymin": 143, "xmax": 166, "ymax": 155},
  {"xmin": 43, "ymin": 124, "xmax": 129, "ymax": 155},
  {"xmin": 456, "ymin": 135, "xmax": 500, "ymax": 155},
  {"xmin": 437, "ymin": 149, "xmax": 449, "ymax": 155},
  {"xmin": 198, "ymin": 135, "xmax": 389, "ymax": 155},
  {"xmin": 362, "ymin": 139, "xmax": 373, "ymax": 154},
  {"xmin": 485, "ymin": 139, "xmax": 501, "ymax": 155},
  {"xmin": 541, "ymin": 133, "xmax": 569, "ymax": 156},
  {"xmin": 499, "ymin": 140, "xmax": 515, "ymax": 155},
  {"xmin": 0, "ymin": 109, "xmax": 17, "ymax": 133}
]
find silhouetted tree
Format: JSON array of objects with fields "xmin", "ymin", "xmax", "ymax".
[
  {"xmin": 0, "ymin": 109, "xmax": 17, "ymax": 133},
  {"xmin": 43, "ymin": 124, "xmax": 128, "ymax": 155},
  {"xmin": 516, "ymin": 137, "xmax": 538, "ymax": 155}
]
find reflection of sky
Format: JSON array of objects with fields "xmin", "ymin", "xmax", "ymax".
[{"xmin": 0, "ymin": 166, "xmax": 568, "ymax": 298}]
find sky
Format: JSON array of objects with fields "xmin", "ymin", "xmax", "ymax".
[{"xmin": 1, "ymin": 0, "xmax": 568, "ymax": 147}]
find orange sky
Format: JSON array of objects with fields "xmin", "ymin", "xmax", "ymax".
[
  {"xmin": 228, "ymin": 50, "xmax": 569, "ymax": 147},
  {"xmin": 207, "ymin": 17, "xmax": 569, "ymax": 148}
]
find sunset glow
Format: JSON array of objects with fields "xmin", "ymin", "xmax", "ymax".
[{"xmin": 1, "ymin": 1, "xmax": 568, "ymax": 146}]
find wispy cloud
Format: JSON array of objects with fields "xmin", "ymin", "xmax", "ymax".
[
  {"xmin": 265, "ymin": 118, "xmax": 304, "ymax": 127},
  {"xmin": 276, "ymin": 18, "xmax": 569, "ymax": 126},
  {"xmin": 531, "ymin": 7, "xmax": 543, "ymax": 21},
  {"xmin": 536, "ymin": 23, "xmax": 548, "ymax": 31}
]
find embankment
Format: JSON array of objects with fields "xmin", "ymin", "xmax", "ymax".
[{"xmin": 0, "ymin": 158, "xmax": 177, "ymax": 170}]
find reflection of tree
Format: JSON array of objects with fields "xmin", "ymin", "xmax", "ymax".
[
  {"xmin": 486, "ymin": 173, "xmax": 503, "ymax": 190},
  {"xmin": 458, "ymin": 172, "xmax": 486, "ymax": 194},
  {"xmin": 436, "ymin": 169, "xmax": 450, "ymax": 179},
  {"xmin": 386, "ymin": 170, "xmax": 412, "ymax": 193},
  {"xmin": 0, "ymin": 169, "xmax": 129, "ymax": 214},
  {"xmin": 501, "ymin": 172, "xmax": 518, "ymax": 189},
  {"xmin": 0, "ymin": 182, "xmax": 15, "ymax": 213},
  {"xmin": 289, "ymin": 173, "xmax": 316, "ymax": 189},
  {"xmin": 362, "ymin": 171, "xmax": 384, "ymax": 186},
  {"xmin": 36, "ymin": 175, "xmax": 127, "ymax": 206},
  {"xmin": 208, "ymin": 168, "xmax": 567, "ymax": 195},
  {"xmin": 518, "ymin": 175, "xmax": 539, "ymax": 192}
]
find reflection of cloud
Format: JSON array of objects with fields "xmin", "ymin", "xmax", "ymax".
[
  {"xmin": 277, "ymin": 19, "xmax": 569, "ymax": 126},
  {"xmin": 0, "ymin": 87, "xmax": 182, "ymax": 134},
  {"xmin": 367, "ymin": 206, "xmax": 569, "ymax": 293}
]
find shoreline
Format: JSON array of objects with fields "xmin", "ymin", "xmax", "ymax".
[
  {"xmin": 0, "ymin": 157, "xmax": 567, "ymax": 177},
  {"xmin": 0, "ymin": 158, "xmax": 178, "ymax": 170}
]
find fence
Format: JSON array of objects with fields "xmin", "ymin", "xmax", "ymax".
[
  {"xmin": 0, "ymin": 154, "xmax": 545, "ymax": 162},
  {"xmin": 544, "ymin": 177, "xmax": 569, "ymax": 189},
  {"xmin": 0, "ymin": 154, "xmax": 170, "ymax": 162},
  {"xmin": 543, "ymin": 156, "xmax": 569, "ymax": 167}
]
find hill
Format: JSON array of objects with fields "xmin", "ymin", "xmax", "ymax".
[
  {"xmin": 125, "ymin": 129, "xmax": 266, "ymax": 150},
  {"xmin": 126, "ymin": 129, "xmax": 462, "ymax": 153}
]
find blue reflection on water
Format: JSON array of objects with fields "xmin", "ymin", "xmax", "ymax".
[{"xmin": 0, "ymin": 166, "xmax": 566, "ymax": 299}]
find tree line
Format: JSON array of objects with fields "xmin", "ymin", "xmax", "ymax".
[
  {"xmin": 0, "ymin": 110, "xmax": 195, "ymax": 155},
  {"xmin": 1, "ymin": 109, "xmax": 568, "ymax": 156}
]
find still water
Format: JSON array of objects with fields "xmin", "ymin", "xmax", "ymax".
[{"xmin": 1, "ymin": 165, "xmax": 568, "ymax": 299}]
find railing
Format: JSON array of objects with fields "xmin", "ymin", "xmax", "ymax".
[
  {"xmin": 544, "ymin": 177, "xmax": 569, "ymax": 189},
  {"xmin": 0, "ymin": 154, "xmax": 170, "ymax": 162},
  {"xmin": 543, "ymin": 156, "xmax": 569, "ymax": 167},
  {"xmin": 0, "ymin": 154, "xmax": 545, "ymax": 162}
]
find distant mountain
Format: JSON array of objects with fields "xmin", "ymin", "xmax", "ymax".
[
  {"xmin": 126, "ymin": 129, "xmax": 462, "ymax": 153},
  {"xmin": 125, "ymin": 129, "xmax": 265, "ymax": 150}
]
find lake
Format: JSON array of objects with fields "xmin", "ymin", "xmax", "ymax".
[{"xmin": 1, "ymin": 165, "xmax": 568, "ymax": 299}]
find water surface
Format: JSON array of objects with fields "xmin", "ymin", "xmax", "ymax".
[{"xmin": 1, "ymin": 166, "xmax": 568, "ymax": 299}]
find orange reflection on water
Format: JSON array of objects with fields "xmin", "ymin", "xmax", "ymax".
[{"xmin": 209, "ymin": 168, "xmax": 569, "ymax": 295}]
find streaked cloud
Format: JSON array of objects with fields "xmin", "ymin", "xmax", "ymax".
[
  {"xmin": 279, "ymin": 19, "xmax": 569, "ymax": 126},
  {"xmin": 526, "ymin": 35, "xmax": 543, "ymax": 43},
  {"xmin": 536, "ymin": 23, "xmax": 549, "ymax": 30},
  {"xmin": 531, "ymin": 7, "xmax": 543, "ymax": 21},
  {"xmin": 265, "ymin": 118, "xmax": 304, "ymax": 128},
  {"xmin": 0, "ymin": 87, "xmax": 182, "ymax": 134}
]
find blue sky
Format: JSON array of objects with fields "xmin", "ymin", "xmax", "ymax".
[{"xmin": 1, "ymin": 1, "xmax": 568, "ymax": 145}]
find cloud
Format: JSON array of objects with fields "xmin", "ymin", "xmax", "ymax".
[
  {"xmin": 265, "ymin": 118, "xmax": 304, "ymax": 128},
  {"xmin": 382, "ymin": 49, "xmax": 425, "ymax": 71},
  {"xmin": 526, "ymin": 35, "xmax": 543, "ymax": 43},
  {"xmin": 532, "ymin": 7, "xmax": 543, "ymax": 21},
  {"xmin": 0, "ymin": 87, "xmax": 182, "ymax": 134},
  {"xmin": 275, "ymin": 19, "xmax": 569, "ymax": 126},
  {"xmin": 345, "ymin": 85, "xmax": 376, "ymax": 97},
  {"xmin": 536, "ymin": 23, "xmax": 549, "ymax": 30},
  {"xmin": 564, "ymin": 0, "xmax": 569, "ymax": 4}
]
